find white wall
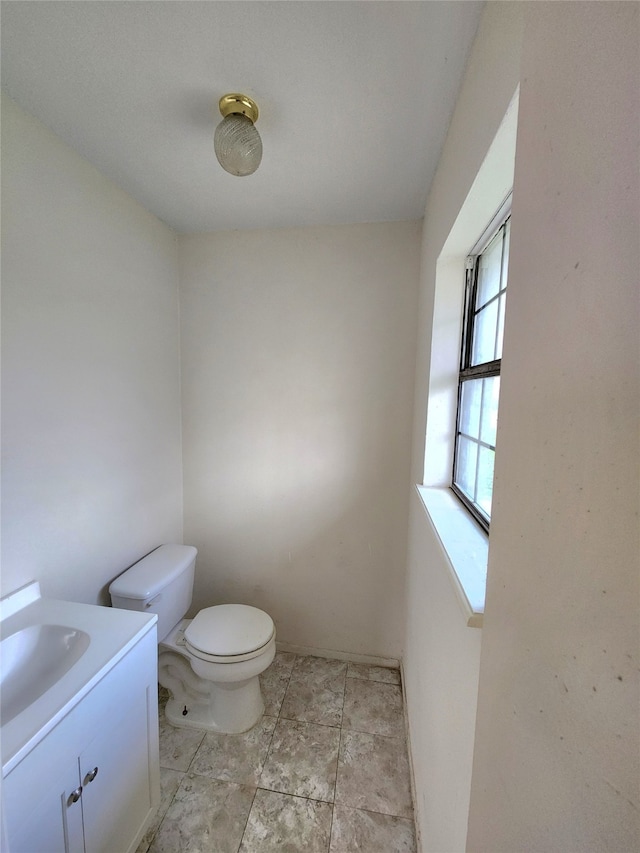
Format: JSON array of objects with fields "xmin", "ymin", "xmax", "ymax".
[
  {"xmin": 179, "ymin": 221, "xmax": 420, "ymax": 658},
  {"xmin": 467, "ymin": 3, "xmax": 639, "ymax": 851},
  {"xmin": 1, "ymin": 95, "xmax": 183, "ymax": 604},
  {"xmin": 403, "ymin": 4, "xmax": 525, "ymax": 850}
]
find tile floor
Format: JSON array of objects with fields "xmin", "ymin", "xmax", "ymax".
[{"xmin": 137, "ymin": 652, "xmax": 417, "ymax": 853}]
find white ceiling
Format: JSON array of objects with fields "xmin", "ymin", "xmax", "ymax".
[{"xmin": 1, "ymin": 1, "xmax": 483, "ymax": 234}]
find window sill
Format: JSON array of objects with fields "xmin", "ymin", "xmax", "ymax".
[{"xmin": 415, "ymin": 485, "xmax": 487, "ymax": 628}]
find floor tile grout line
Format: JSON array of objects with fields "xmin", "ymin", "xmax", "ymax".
[
  {"xmin": 337, "ymin": 802, "xmax": 416, "ymax": 822},
  {"xmin": 150, "ymin": 699, "xmax": 205, "ymax": 851},
  {"xmin": 326, "ymin": 670, "xmax": 348, "ymax": 850},
  {"xmin": 255, "ymin": 714, "xmax": 278, "ymax": 789},
  {"xmin": 339, "ymin": 725, "xmax": 407, "ymax": 740},
  {"xmin": 238, "ymin": 786, "xmax": 336, "ymax": 853},
  {"xmin": 257, "ymin": 652, "xmax": 297, "ymax": 788},
  {"xmin": 184, "ymin": 730, "xmax": 207, "ymax": 775},
  {"xmin": 330, "ymin": 660, "xmax": 348, "ymax": 730},
  {"xmin": 252, "ymin": 784, "xmax": 336, "ymax": 806},
  {"xmin": 147, "ymin": 724, "xmax": 207, "ymax": 847},
  {"xmin": 260, "ymin": 652, "xmax": 343, "ymax": 833},
  {"xmin": 144, "ymin": 766, "xmax": 186, "ymax": 852},
  {"xmin": 328, "ymin": 725, "xmax": 345, "ymax": 850},
  {"xmin": 273, "ymin": 654, "xmax": 344, "ymax": 727},
  {"xmin": 275, "ymin": 655, "xmax": 296, "ymax": 724},
  {"xmin": 236, "ymin": 784, "xmax": 260, "ymax": 853},
  {"xmin": 277, "ymin": 714, "xmax": 342, "ymax": 730}
]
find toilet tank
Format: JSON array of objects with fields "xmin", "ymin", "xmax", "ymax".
[{"xmin": 109, "ymin": 544, "xmax": 198, "ymax": 642}]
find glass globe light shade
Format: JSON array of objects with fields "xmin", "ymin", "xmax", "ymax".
[{"xmin": 214, "ymin": 113, "xmax": 262, "ymax": 176}]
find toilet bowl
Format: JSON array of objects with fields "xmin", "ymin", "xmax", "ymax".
[{"xmin": 109, "ymin": 545, "xmax": 275, "ymax": 734}]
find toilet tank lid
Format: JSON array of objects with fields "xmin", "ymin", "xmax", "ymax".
[{"xmin": 109, "ymin": 544, "xmax": 197, "ymax": 601}]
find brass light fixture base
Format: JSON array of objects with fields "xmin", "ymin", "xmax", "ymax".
[{"xmin": 218, "ymin": 93, "xmax": 259, "ymax": 123}]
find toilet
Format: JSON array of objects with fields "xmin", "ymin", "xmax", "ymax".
[{"xmin": 109, "ymin": 544, "xmax": 275, "ymax": 734}]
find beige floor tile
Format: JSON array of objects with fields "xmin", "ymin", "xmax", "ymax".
[
  {"xmin": 136, "ymin": 767, "xmax": 183, "ymax": 853},
  {"xmin": 189, "ymin": 715, "xmax": 277, "ymax": 785},
  {"xmin": 149, "ymin": 775, "xmax": 255, "ymax": 853},
  {"xmin": 292, "ymin": 655, "xmax": 348, "ymax": 681},
  {"xmin": 158, "ymin": 713, "xmax": 206, "ymax": 772},
  {"xmin": 342, "ymin": 677, "xmax": 405, "ymax": 737},
  {"xmin": 153, "ymin": 651, "xmax": 416, "ymax": 849},
  {"xmin": 260, "ymin": 651, "xmax": 297, "ymax": 715},
  {"xmin": 260, "ymin": 718, "xmax": 340, "ymax": 801},
  {"xmin": 239, "ymin": 789, "xmax": 332, "ymax": 853},
  {"xmin": 280, "ymin": 656, "xmax": 347, "ymax": 726},
  {"xmin": 330, "ymin": 805, "xmax": 416, "ymax": 852},
  {"xmin": 346, "ymin": 662, "xmax": 401, "ymax": 685},
  {"xmin": 335, "ymin": 730, "xmax": 413, "ymax": 818}
]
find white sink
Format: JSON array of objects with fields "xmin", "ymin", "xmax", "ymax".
[
  {"xmin": 1, "ymin": 580, "xmax": 157, "ymax": 776},
  {"xmin": 1, "ymin": 624, "xmax": 90, "ymax": 724}
]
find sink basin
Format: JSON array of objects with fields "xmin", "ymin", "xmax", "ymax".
[
  {"xmin": 1, "ymin": 624, "xmax": 90, "ymax": 724},
  {"xmin": 1, "ymin": 580, "xmax": 157, "ymax": 775}
]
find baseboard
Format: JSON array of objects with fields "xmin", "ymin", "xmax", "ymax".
[
  {"xmin": 275, "ymin": 640, "xmax": 399, "ymax": 670},
  {"xmin": 400, "ymin": 659, "xmax": 422, "ymax": 853}
]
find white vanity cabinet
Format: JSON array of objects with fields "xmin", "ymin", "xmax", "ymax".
[{"xmin": 2, "ymin": 627, "xmax": 160, "ymax": 853}]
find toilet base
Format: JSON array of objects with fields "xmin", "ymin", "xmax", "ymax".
[
  {"xmin": 163, "ymin": 674, "xmax": 265, "ymax": 734},
  {"xmin": 158, "ymin": 628, "xmax": 275, "ymax": 734}
]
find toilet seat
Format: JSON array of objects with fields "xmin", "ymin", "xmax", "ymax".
[{"xmin": 184, "ymin": 604, "xmax": 275, "ymax": 664}]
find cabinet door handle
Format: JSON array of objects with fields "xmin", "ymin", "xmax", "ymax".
[
  {"xmin": 84, "ymin": 766, "xmax": 99, "ymax": 784},
  {"xmin": 67, "ymin": 786, "xmax": 83, "ymax": 806}
]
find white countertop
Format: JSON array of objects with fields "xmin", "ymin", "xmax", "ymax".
[{"xmin": 1, "ymin": 586, "xmax": 157, "ymax": 776}]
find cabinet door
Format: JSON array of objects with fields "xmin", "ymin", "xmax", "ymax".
[
  {"xmin": 80, "ymin": 686, "xmax": 153, "ymax": 853},
  {"xmin": 5, "ymin": 756, "xmax": 84, "ymax": 853}
]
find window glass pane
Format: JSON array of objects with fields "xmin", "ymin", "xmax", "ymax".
[
  {"xmin": 472, "ymin": 298, "xmax": 499, "ymax": 365},
  {"xmin": 455, "ymin": 435, "xmax": 478, "ymax": 500},
  {"xmin": 480, "ymin": 376, "xmax": 500, "ymax": 447},
  {"xmin": 455, "ymin": 205, "xmax": 510, "ymax": 527},
  {"xmin": 476, "ymin": 230, "xmax": 503, "ymax": 308},
  {"xmin": 459, "ymin": 379, "xmax": 482, "ymax": 439},
  {"xmin": 476, "ymin": 446, "xmax": 495, "ymax": 517}
]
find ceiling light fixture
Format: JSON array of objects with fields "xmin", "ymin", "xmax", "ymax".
[{"xmin": 214, "ymin": 93, "xmax": 262, "ymax": 177}]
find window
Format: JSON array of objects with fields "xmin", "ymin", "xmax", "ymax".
[
  {"xmin": 418, "ymin": 93, "xmax": 518, "ymax": 625},
  {"xmin": 452, "ymin": 203, "xmax": 510, "ymax": 531}
]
